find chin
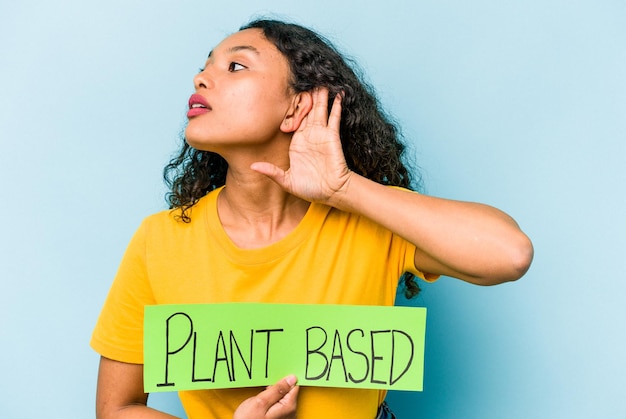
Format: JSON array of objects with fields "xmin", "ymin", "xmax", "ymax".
[{"xmin": 184, "ymin": 128, "xmax": 213, "ymax": 151}]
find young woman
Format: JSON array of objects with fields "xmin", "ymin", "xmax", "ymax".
[{"xmin": 91, "ymin": 19, "xmax": 533, "ymax": 419}]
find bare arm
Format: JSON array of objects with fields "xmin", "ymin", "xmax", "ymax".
[
  {"xmin": 252, "ymin": 88, "xmax": 533, "ymax": 285},
  {"xmin": 331, "ymin": 175, "xmax": 533, "ymax": 284},
  {"xmin": 96, "ymin": 357, "xmax": 299, "ymax": 419},
  {"xmin": 96, "ymin": 357, "xmax": 179, "ymax": 419}
]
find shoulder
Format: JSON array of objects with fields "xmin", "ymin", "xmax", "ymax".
[{"xmin": 141, "ymin": 190, "xmax": 217, "ymax": 235}]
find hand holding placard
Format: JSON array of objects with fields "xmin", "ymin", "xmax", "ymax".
[
  {"xmin": 233, "ymin": 375, "xmax": 299, "ymax": 419},
  {"xmin": 143, "ymin": 303, "xmax": 427, "ymax": 392}
]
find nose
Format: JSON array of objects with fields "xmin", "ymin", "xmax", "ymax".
[{"xmin": 193, "ymin": 68, "xmax": 213, "ymax": 89}]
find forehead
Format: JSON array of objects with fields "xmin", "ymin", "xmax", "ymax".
[{"xmin": 209, "ymin": 28, "xmax": 283, "ymax": 60}]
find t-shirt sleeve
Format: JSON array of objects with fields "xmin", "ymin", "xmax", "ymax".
[
  {"xmin": 402, "ymin": 240, "xmax": 440, "ymax": 283},
  {"xmin": 90, "ymin": 219, "xmax": 155, "ymax": 364}
]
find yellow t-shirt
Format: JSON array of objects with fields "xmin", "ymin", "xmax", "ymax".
[{"xmin": 91, "ymin": 186, "xmax": 435, "ymax": 419}]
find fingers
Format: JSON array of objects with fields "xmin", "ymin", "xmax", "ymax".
[
  {"xmin": 327, "ymin": 92, "xmax": 343, "ymax": 132},
  {"xmin": 309, "ymin": 88, "xmax": 329, "ymax": 125},
  {"xmin": 257, "ymin": 375, "xmax": 299, "ymax": 416},
  {"xmin": 267, "ymin": 374, "xmax": 297, "ymax": 400},
  {"xmin": 267, "ymin": 384, "xmax": 299, "ymax": 419},
  {"xmin": 250, "ymin": 162, "xmax": 289, "ymax": 189},
  {"xmin": 233, "ymin": 375, "xmax": 299, "ymax": 419},
  {"xmin": 308, "ymin": 87, "xmax": 343, "ymax": 129}
]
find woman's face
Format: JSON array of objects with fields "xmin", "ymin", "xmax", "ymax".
[{"xmin": 184, "ymin": 28, "xmax": 295, "ymax": 153}]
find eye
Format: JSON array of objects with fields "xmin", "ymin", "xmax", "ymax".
[
  {"xmin": 198, "ymin": 67, "xmax": 205, "ymax": 73},
  {"xmin": 228, "ymin": 62, "xmax": 246, "ymax": 72}
]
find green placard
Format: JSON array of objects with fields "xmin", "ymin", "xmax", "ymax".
[{"xmin": 144, "ymin": 303, "xmax": 426, "ymax": 392}]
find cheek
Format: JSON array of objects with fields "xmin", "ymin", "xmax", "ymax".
[{"xmin": 242, "ymin": 83, "xmax": 291, "ymax": 120}]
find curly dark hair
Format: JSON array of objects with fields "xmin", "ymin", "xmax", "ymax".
[{"xmin": 163, "ymin": 18, "xmax": 422, "ymax": 298}]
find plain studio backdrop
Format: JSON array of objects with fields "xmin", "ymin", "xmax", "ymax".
[{"xmin": 1, "ymin": 0, "xmax": 624, "ymax": 418}]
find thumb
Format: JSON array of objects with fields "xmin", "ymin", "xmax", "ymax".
[
  {"xmin": 266, "ymin": 383, "xmax": 299, "ymax": 418},
  {"xmin": 250, "ymin": 162, "xmax": 289, "ymax": 189},
  {"xmin": 256, "ymin": 375, "xmax": 299, "ymax": 412}
]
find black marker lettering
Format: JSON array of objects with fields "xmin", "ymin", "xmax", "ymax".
[
  {"xmin": 229, "ymin": 330, "xmax": 254, "ymax": 380},
  {"xmin": 212, "ymin": 331, "xmax": 233, "ymax": 382},
  {"xmin": 346, "ymin": 328, "xmax": 369, "ymax": 383},
  {"xmin": 389, "ymin": 330, "xmax": 414, "ymax": 385},
  {"xmin": 305, "ymin": 326, "xmax": 328, "ymax": 380},
  {"xmin": 256, "ymin": 329, "xmax": 284, "ymax": 378},
  {"xmin": 157, "ymin": 312, "xmax": 193, "ymax": 387},
  {"xmin": 370, "ymin": 330, "xmax": 391, "ymax": 385},
  {"xmin": 191, "ymin": 331, "xmax": 212, "ymax": 382},
  {"xmin": 326, "ymin": 329, "xmax": 348, "ymax": 382}
]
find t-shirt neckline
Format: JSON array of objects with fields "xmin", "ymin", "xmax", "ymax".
[{"xmin": 203, "ymin": 186, "xmax": 330, "ymax": 265}]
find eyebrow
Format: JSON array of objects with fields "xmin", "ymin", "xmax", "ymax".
[{"xmin": 207, "ymin": 45, "xmax": 260, "ymax": 58}]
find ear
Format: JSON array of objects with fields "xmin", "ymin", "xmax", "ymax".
[{"xmin": 280, "ymin": 91, "xmax": 313, "ymax": 133}]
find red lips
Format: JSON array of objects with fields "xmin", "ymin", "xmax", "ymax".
[{"xmin": 187, "ymin": 93, "xmax": 211, "ymax": 118}]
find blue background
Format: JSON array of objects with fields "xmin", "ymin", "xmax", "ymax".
[{"xmin": 1, "ymin": 0, "xmax": 624, "ymax": 418}]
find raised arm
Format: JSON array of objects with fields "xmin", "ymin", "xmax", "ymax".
[
  {"xmin": 251, "ymin": 88, "xmax": 533, "ymax": 285},
  {"xmin": 332, "ymin": 175, "xmax": 533, "ymax": 284}
]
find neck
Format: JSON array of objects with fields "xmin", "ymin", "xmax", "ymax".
[{"xmin": 217, "ymin": 164, "xmax": 310, "ymax": 249}]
